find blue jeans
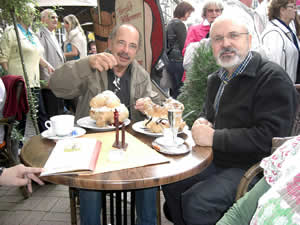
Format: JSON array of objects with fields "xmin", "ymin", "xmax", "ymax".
[{"xmin": 79, "ymin": 187, "xmax": 157, "ymax": 225}]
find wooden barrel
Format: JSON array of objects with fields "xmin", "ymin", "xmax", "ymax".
[{"xmin": 91, "ymin": 8, "xmax": 116, "ymax": 53}]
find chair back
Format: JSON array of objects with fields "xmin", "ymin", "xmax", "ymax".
[
  {"xmin": 291, "ymin": 84, "xmax": 300, "ymax": 135},
  {"xmin": 0, "ymin": 75, "xmax": 26, "ymax": 167}
]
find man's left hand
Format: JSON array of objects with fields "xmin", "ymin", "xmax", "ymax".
[
  {"xmin": 135, "ymin": 97, "xmax": 151, "ymax": 113},
  {"xmin": 191, "ymin": 120, "xmax": 214, "ymax": 146}
]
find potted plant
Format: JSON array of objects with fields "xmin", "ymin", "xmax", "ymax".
[{"xmin": 178, "ymin": 44, "xmax": 219, "ymax": 127}]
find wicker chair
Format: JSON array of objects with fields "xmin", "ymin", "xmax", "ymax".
[{"xmin": 235, "ymin": 84, "xmax": 300, "ymax": 201}]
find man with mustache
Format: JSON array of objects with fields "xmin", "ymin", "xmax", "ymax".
[
  {"xmin": 49, "ymin": 24, "xmax": 159, "ymax": 225},
  {"xmin": 162, "ymin": 14, "xmax": 298, "ymax": 225}
]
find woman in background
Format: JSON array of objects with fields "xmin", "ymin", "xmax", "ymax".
[
  {"xmin": 63, "ymin": 14, "xmax": 87, "ymax": 60},
  {"xmin": 63, "ymin": 14, "xmax": 87, "ymax": 112},
  {"xmin": 0, "ymin": 3, "xmax": 53, "ymax": 135},
  {"xmin": 166, "ymin": 1, "xmax": 194, "ymax": 99},
  {"xmin": 261, "ymin": 0, "xmax": 299, "ymax": 82}
]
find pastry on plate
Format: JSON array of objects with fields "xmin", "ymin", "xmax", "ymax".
[
  {"xmin": 143, "ymin": 98, "xmax": 186, "ymax": 133},
  {"xmin": 89, "ymin": 90, "xmax": 129, "ymax": 127}
]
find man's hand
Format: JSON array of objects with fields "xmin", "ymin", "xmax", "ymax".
[
  {"xmin": 135, "ymin": 97, "xmax": 151, "ymax": 113},
  {"xmin": 0, "ymin": 164, "xmax": 44, "ymax": 193},
  {"xmin": 89, "ymin": 53, "xmax": 117, "ymax": 72},
  {"xmin": 191, "ymin": 117, "xmax": 214, "ymax": 146}
]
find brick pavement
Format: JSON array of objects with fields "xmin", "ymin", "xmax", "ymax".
[{"xmin": 0, "ymin": 183, "xmax": 172, "ymax": 225}]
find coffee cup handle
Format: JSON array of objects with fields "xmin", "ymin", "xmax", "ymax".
[{"xmin": 45, "ymin": 121, "xmax": 52, "ymax": 129}]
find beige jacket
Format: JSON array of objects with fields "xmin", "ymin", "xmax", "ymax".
[{"xmin": 49, "ymin": 57, "xmax": 159, "ymax": 122}]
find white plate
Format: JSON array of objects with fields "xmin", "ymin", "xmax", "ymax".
[
  {"xmin": 77, "ymin": 116, "xmax": 131, "ymax": 131},
  {"xmin": 132, "ymin": 121, "xmax": 187, "ymax": 137},
  {"xmin": 152, "ymin": 140, "xmax": 190, "ymax": 155},
  {"xmin": 41, "ymin": 127, "xmax": 86, "ymax": 140}
]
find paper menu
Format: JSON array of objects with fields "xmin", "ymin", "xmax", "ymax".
[{"xmin": 41, "ymin": 138, "xmax": 101, "ymax": 176}]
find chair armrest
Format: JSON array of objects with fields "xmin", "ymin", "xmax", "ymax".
[
  {"xmin": 235, "ymin": 162, "xmax": 263, "ymax": 201},
  {"xmin": 235, "ymin": 136, "xmax": 293, "ymax": 201}
]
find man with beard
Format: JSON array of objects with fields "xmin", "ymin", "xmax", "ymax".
[
  {"xmin": 162, "ymin": 14, "xmax": 298, "ymax": 225},
  {"xmin": 49, "ymin": 24, "xmax": 159, "ymax": 225}
]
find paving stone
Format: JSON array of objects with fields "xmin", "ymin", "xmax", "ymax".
[
  {"xmin": 21, "ymin": 211, "xmax": 46, "ymax": 225},
  {"xmin": 0, "ymin": 211, "xmax": 27, "ymax": 225},
  {"xmin": 34, "ymin": 196, "xmax": 59, "ymax": 211},
  {"xmin": 0, "ymin": 195, "xmax": 24, "ymax": 203},
  {"xmin": 38, "ymin": 221, "xmax": 70, "ymax": 225},
  {"xmin": 14, "ymin": 197, "xmax": 43, "ymax": 210},
  {"xmin": 0, "ymin": 182, "xmax": 172, "ymax": 225},
  {"xmin": 0, "ymin": 202, "xmax": 18, "ymax": 210},
  {"xmin": 51, "ymin": 197, "xmax": 70, "ymax": 213},
  {"xmin": 43, "ymin": 212, "xmax": 71, "ymax": 222}
]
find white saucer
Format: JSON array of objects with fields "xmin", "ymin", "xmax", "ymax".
[
  {"xmin": 152, "ymin": 140, "xmax": 190, "ymax": 155},
  {"xmin": 41, "ymin": 127, "xmax": 86, "ymax": 140},
  {"xmin": 155, "ymin": 136, "xmax": 184, "ymax": 147}
]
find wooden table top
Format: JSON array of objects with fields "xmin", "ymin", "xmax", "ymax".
[{"xmin": 21, "ymin": 126, "xmax": 213, "ymax": 190}]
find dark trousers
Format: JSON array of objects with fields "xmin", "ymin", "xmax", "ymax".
[
  {"xmin": 41, "ymin": 89, "xmax": 64, "ymax": 118},
  {"xmin": 167, "ymin": 61, "xmax": 184, "ymax": 99},
  {"xmin": 162, "ymin": 163, "xmax": 247, "ymax": 225}
]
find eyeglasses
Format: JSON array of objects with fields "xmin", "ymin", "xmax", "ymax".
[
  {"xmin": 117, "ymin": 40, "xmax": 138, "ymax": 51},
  {"xmin": 286, "ymin": 4, "xmax": 296, "ymax": 9},
  {"xmin": 206, "ymin": 8, "xmax": 223, "ymax": 14},
  {"xmin": 211, "ymin": 32, "xmax": 249, "ymax": 44}
]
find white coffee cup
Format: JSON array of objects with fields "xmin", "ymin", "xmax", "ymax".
[{"xmin": 45, "ymin": 115, "xmax": 75, "ymax": 137}]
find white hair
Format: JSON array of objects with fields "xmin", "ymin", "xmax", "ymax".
[{"xmin": 210, "ymin": 11, "xmax": 250, "ymax": 34}]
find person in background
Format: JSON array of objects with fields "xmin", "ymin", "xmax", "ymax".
[
  {"xmin": 0, "ymin": 3, "xmax": 54, "ymax": 136},
  {"xmin": 0, "ymin": 164, "xmax": 44, "ymax": 193},
  {"xmin": 181, "ymin": 0, "xmax": 223, "ymax": 81},
  {"xmin": 63, "ymin": 14, "xmax": 87, "ymax": 60},
  {"xmin": 88, "ymin": 41, "xmax": 97, "ymax": 54},
  {"xmin": 166, "ymin": 1, "xmax": 194, "ymax": 99},
  {"xmin": 49, "ymin": 23, "xmax": 160, "ymax": 225},
  {"xmin": 37, "ymin": 9, "xmax": 65, "ymax": 118},
  {"xmin": 162, "ymin": 13, "xmax": 298, "ymax": 225},
  {"xmin": 223, "ymin": 0, "xmax": 266, "ymax": 52},
  {"xmin": 182, "ymin": 0, "xmax": 223, "ymax": 55},
  {"xmin": 63, "ymin": 14, "xmax": 87, "ymax": 113},
  {"xmin": 261, "ymin": 0, "xmax": 299, "ymax": 83}
]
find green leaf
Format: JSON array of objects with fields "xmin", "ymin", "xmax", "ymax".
[{"xmin": 178, "ymin": 44, "xmax": 219, "ymax": 127}]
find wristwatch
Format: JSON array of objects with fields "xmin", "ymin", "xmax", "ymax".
[{"xmin": 0, "ymin": 167, "xmax": 4, "ymax": 176}]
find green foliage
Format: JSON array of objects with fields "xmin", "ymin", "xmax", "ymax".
[
  {"xmin": 0, "ymin": 0, "xmax": 39, "ymax": 27},
  {"xmin": 178, "ymin": 44, "xmax": 219, "ymax": 127},
  {"xmin": 11, "ymin": 121, "xmax": 23, "ymax": 142}
]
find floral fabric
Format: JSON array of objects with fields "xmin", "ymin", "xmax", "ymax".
[
  {"xmin": 260, "ymin": 135, "xmax": 300, "ymax": 186},
  {"xmin": 250, "ymin": 144, "xmax": 300, "ymax": 224}
]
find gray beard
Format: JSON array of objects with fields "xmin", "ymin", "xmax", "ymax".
[{"xmin": 217, "ymin": 54, "xmax": 244, "ymax": 69}]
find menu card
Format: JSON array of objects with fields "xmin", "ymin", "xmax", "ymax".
[{"xmin": 41, "ymin": 138, "xmax": 101, "ymax": 176}]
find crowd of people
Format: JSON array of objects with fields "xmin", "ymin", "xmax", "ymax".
[{"xmin": 0, "ymin": 0, "xmax": 300, "ymax": 225}]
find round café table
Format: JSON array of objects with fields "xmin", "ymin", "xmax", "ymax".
[{"xmin": 20, "ymin": 126, "xmax": 213, "ymax": 225}]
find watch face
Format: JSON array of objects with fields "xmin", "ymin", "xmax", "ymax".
[{"xmin": 0, "ymin": 167, "xmax": 3, "ymax": 176}]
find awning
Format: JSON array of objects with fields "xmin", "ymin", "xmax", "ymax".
[{"xmin": 37, "ymin": 0, "xmax": 97, "ymax": 7}]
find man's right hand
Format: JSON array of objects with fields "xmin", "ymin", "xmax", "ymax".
[{"xmin": 89, "ymin": 53, "xmax": 118, "ymax": 72}]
